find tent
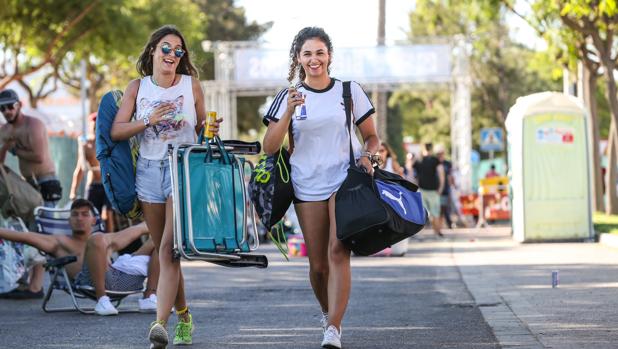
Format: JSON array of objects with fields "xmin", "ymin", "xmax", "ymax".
[{"xmin": 505, "ymin": 92, "xmax": 593, "ymax": 242}]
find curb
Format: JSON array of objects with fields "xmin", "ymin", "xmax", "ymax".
[
  {"xmin": 450, "ymin": 238, "xmax": 545, "ymax": 349},
  {"xmin": 599, "ymin": 233, "xmax": 618, "ymax": 248}
]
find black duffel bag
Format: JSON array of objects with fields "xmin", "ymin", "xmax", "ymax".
[{"xmin": 335, "ymin": 82, "xmax": 427, "ymax": 256}]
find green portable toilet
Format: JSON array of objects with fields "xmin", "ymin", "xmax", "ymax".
[{"xmin": 505, "ymin": 92, "xmax": 593, "ymax": 242}]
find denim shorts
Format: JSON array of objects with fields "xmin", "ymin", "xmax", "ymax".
[{"xmin": 135, "ymin": 157, "xmax": 172, "ymax": 204}]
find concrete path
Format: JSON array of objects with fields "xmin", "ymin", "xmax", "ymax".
[{"xmin": 0, "ymin": 231, "xmax": 498, "ymax": 348}]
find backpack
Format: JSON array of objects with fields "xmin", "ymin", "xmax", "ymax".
[
  {"xmin": 0, "ymin": 165, "xmax": 43, "ymax": 226},
  {"xmin": 249, "ymin": 147, "xmax": 294, "ymax": 231},
  {"xmin": 95, "ymin": 90, "xmax": 142, "ymax": 219}
]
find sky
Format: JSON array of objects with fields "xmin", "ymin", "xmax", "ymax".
[
  {"xmin": 235, "ymin": 0, "xmax": 415, "ymax": 48},
  {"xmin": 235, "ymin": 0, "xmax": 544, "ymax": 50}
]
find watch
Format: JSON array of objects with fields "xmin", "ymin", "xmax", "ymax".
[{"xmin": 143, "ymin": 116, "xmax": 150, "ymax": 127}]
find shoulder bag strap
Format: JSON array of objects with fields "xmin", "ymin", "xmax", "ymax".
[
  {"xmin": 287, "ymin": 117, "xmax": 294, "ymax": 154},
  {"xmin": 342, "ymin": 81, "xmax": 355, "ymax": 168}
]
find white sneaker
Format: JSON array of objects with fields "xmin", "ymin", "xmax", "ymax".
[
  {"xmin": 321, "ymin": 325, "xmax": 342, "ymax": 349},
  {"xmin": 320, "ymin": 311, "xmax": 329, "ymax": 332},
  {"xmin": 94, "ymin": 295, "xmax": 118, "ymax": 316},
  {"xmin": 139, "ymin": 294, "xmax": 157, "ymax": 313}
]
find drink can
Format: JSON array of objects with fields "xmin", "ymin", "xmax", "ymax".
[
  {"xmin": 551, "ymin": 270, "xmax": 559, "ymax": 288},
  {"xmin": 205, "ymin": 111, "xmax": 217, "ymax": 139},
  {"xmin": 295, "ymin": 94, "xmax": 307, "ymax": 120}
]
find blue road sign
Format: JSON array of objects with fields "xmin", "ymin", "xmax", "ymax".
[{"xmin": 480, "ymin": 127, "xmax": 504, "ymax": 152}]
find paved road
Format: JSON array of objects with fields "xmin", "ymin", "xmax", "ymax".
[{"xmin": 0, "ymin": 231, "xmax": 498, "ymax": 348}]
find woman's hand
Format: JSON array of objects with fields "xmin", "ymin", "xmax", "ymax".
[
  {"xmin": 357, "ymin": 156, "xmax": 375, "ymax": 176},
  {"xmin": 285, "ymin": 87, "xmax": 305, "ymax": 116},
  {"xmin": 200, "ymin": 117, "xmax": 224, "ymax": 136},
  {"xmin": 148, "ymin": 102, "xmax": 176, "ymax": 125}
]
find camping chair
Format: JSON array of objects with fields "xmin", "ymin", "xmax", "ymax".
[
  {"xmin": 36, "ymin": 206, "xmax": 144, "ymax": 314},
  {"xmin": 170, "ymin": 138, "xmax": 268, "ymax": 268}
]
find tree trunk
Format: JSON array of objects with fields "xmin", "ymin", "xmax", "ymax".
[
  {"xmin": 583, "ymin": 65, "xmax": 604, "ymax": 212},
  {"xmin": 607, "ymin": 120, "xmax": 618, "ymax": 214}
]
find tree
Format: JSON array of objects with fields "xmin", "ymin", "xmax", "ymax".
[
  {"xmin": 58, "ymin": 0, "xmax": 206, "ymax": 113},
  {"xmin": 504, "ymin": 0, "xmax": 616, "ymax": 212},
  {"xmin": 395, "ymin": 0, "xmax": 560, "ymax": 156},
  {"xmin": 193, "ymin": 0, "xmax": 272, "ymax": 135},
  {"xmin": 0, "ymin": 0, "xmax": 102, "ymax": 107}
]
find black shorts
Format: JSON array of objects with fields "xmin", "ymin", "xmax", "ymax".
[
  {"xmin": 38, "ymin": 179, "xmax": 62, "ymax": 203},
  {"xmin": 87, "ymin": 183, "xmax": 111, "ymax": 214},
  {"xmin": 293, "ymin": 197, "xmax": 329, "ymax": 204}
]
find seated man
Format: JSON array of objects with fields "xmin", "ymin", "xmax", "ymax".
[{"xmin": 0, "ymin": 199, "xmax": 159, "ymax": 316}]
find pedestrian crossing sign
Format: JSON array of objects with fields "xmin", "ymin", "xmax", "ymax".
[{"xmin": 480, "ymin": 127, "xmax": 504, "ymax": 152}]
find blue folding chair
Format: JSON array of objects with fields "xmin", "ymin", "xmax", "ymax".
[
  {"xmin": 36, "ymin": 207, "xmax": 144, "ymax": 314},
  {"xmin": 170, "ymin": 137, "xmax": 268, "ymax": 268}
]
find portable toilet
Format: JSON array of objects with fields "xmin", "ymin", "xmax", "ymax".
[{"xmin": 505, "ymin": 92, "xmax": 593, "ymax": 242}]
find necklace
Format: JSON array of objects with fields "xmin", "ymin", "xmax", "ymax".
[{"xmin": 151, "ymin": 74, "xmax": 177, "ymax": 88}]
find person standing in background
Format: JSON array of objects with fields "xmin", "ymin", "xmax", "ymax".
[
  {"xmin": 435, "ymin": 144, "xmax": 455, "ymax": 229},
  {"xmin": 378, "ymin": 141, "xmax": 404, "ymax": 177},
  {"xmin": 413, "ymin": 143, "xmax": 444, "ymax": 237},
  {"xmin": 70, "ymin": 112, "xmax": 115, "ymax": 232}
]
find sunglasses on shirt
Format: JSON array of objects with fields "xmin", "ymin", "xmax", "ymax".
[
  {"xmin": 0, "ymin": 103, "xmax": 15, "ymax": 112},
  {"xmin": 160, "ymin": 43, "xmax": 185, "ymax": 58}
]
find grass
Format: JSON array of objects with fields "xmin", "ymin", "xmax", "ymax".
[{"xmin": 593, "ymin": 212, "xmax": 618, "ymax": 235}]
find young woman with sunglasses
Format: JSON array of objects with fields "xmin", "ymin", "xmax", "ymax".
[
  {"xmin": 262, "ymin": 27, "xmax": 379, "ymax": 349},
  {"xmin": 111, "ymin": 25, "xmax": 221, "ymax": 348}
]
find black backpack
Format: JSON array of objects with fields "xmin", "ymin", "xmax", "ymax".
[{"xmin": 249, "ymin": 147, "xmax": 294, "ymax": 231}]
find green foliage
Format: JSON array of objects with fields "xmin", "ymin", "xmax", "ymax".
[
  {"xmin": 393, "ymin": 0, "xmax": 561, "ymax": 156},
  {"xmin": 593, "ymin": 212, "xmax": 618, "ymax": 235},
  {"xmin": 0, "ymin": 0, "xmax": 269, "ymax": 118},
  {"xmin": 193, "ymin": 0, "xmax": 271, "ymax": 80}
]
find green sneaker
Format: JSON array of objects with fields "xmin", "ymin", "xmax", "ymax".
[
  {"xmin": 148, "ymin": 320, "xmax": 168, "ymax": 349},
  {"xmin": 173, "ymin": 313, "xmax": 194, "ymax": 345}
]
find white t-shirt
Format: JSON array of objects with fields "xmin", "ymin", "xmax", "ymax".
[
  {"xmin": 135, "ymin": 74, "xmax": 197, "ymax": 160},
  {"xmin": 111, "ymin": 254, "xmax": 150, "ymax": 276},
  {"xmin": 263, "ymin": 79, "xmax": 375, "ymax": 201}
]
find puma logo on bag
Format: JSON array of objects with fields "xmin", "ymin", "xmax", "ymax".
[{"xmin": 381, "ymin": 189, "xmax": 406, "ymax": 215}]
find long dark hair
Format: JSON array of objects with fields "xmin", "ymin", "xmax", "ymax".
[
  {"xmin": 136, "ymin": 25, "xmax": 199, "ymax": 78},
  {"xmin": 287, "ymin": 27, "xmax": 333, "ymax": 83}
]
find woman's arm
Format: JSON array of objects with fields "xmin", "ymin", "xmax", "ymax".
[
  {"xmin": 262, "ymin": 87, "xmax": 302, "ymax": 155},
  {"xmin": 356, "ymin": 116, "xmax": 380, "ymax": 175},
  {"xmin": 110, "ymin": 79, "xmax": 176, "ymax": 141}
]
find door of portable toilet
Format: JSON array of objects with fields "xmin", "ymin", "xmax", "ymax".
[{"xmin": 505, "ymin": 92, "xmax": 593, "ymax": 242}]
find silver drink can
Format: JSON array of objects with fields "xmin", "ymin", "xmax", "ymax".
[
  {"xmin": 551, "ymin": 270, "xmax": 559, "ymax": 288},
  {"xmin": 295, "ymin": 94, "xmax": 307, "ymax": 120}
]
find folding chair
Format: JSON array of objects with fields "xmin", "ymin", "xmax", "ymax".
[
  {"xmin": 170, "ymin": 138, "xmax": 268, "ymax": 268},
  {"xmin": 36, "ymin": 206, "xmax": 144, "ymax": 314}
]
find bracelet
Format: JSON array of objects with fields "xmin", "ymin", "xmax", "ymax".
[
  {"xmin": 360, "ymin": 151, "xmax": 373, "ymax": 158},
  {"xmin": 359, "ymin": 151, "xmax": 382, "ymax": 166}
]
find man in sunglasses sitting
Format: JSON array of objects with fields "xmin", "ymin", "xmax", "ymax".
[{"xmin": 0, "ymin": 88, "xmax": 63, "ymax": 298}]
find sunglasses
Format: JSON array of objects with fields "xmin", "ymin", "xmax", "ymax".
[
  {"xmin": 160, "ymin": 43, "xmax": 185, "ymax": 58},
  {"xmin": 0, "ymin": 103, "xmax": 15, "ymax": 112}
]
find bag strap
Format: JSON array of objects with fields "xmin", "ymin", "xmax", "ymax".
[
  {"xmin": 287, "ymin": 112, "xmax": 294, "ymax": 153},
  {"xmin": 342, "ymin": 81, "xmax": 355, "ymax": 168},
  {"xmin": 0, "ymin": 165, "xmax": 17, "ymax": 214}
]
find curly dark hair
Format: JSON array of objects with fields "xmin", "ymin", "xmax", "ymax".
[
  {"xmin": 136, "ymin": 25, "xmax": 198, "ymax": 78},
  {"xmin": 287, "ymin": 27, "xmax": 333, "ymax": 83}
]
